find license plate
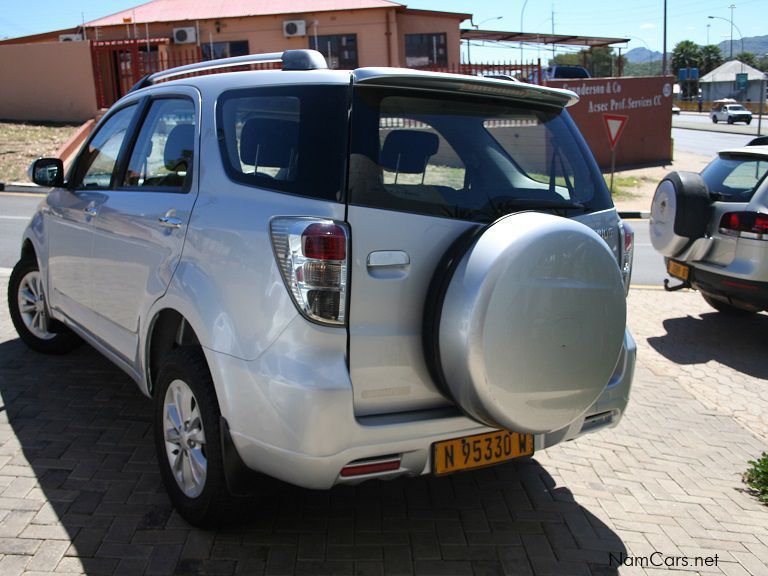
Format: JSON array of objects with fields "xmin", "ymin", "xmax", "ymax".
[
  {"xmin": 667, "ymin": 260, "xmax": 690, "ymax": 281},
  {"xmin": 433, "ymin": 430, "xmax": 534, "ymax": 475}
]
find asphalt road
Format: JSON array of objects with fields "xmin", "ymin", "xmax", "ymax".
[
  {"xmin": 673, "ymin": 111, "xmax": 765, "ymax": 136},
  {"xmin": 626, "ymin": 218, "xmax": 666, "ymax": 288},
  {"xmin": 0, "ymin": 192, "xmax": 44, "ymax": 269}
]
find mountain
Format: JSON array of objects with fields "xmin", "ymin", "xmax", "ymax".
[
  {"xmin": 625, "ymin": 47, "xmax": 663, "ymax": 64},
  {"xmin": 715, "ymin": 34, "xmax": 768, "ymax": 58}
]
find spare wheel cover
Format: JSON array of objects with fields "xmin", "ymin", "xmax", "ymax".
[
  {"xmin": 650, "ymin": 179, "xmax": 690, "ymax": 257},
  {"xmin": 438, "ymin": 212, "xmax": 626, "ymax": 434}
]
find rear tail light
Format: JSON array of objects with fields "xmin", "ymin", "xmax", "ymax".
[
  {"xmin": 620, "ymin": 221, "xmax": 634, "ymax": 293},
  {"xmin": 719, "ymin": 212, "xmax": 768, "ymax": 240},
  {"xmin": 270, "ymin": 217, "xmax": 349, "ymax": 326}
]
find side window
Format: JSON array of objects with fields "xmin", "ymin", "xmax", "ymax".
[
  {"xmin": 72, "ymin": 105, "xmax": 136, "ymax": 189},
  {"xmin": 123, "ymin": 98, "xmax": 195, "ymax": 190},
  {"xmin": 216, "ymin": 85, "xmax": 349, "ymax": 202}
]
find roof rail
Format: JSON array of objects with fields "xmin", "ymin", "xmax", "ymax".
[{"xmin": 129, "ymin": 49, "xmax": 328, "ymax": 93}]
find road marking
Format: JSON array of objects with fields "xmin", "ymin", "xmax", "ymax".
[
  {"xmin": 631, "ymin": 284, "xmax": 692, "ymax": 291},
  {"xmin": 0, "ymin": 191, "xmax": 47, "ymax": 198},
  {"xmin": 0, "ymin": 216, "xmax": 30, "ymax": 220}
]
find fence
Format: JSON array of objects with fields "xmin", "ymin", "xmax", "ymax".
[{"xmin": 90, "ymin": 40, "xmax": 543, "ymax": 109}]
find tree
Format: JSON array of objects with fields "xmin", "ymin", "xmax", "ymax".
[
  {"xmin": 736, "ymin": 51, "xmax": 758, "ymax": 68},
  {"xmin": 699, "ymin": 45, "xmax": 723, "ymax": 75},
  {"xmin": 758, "ymin": 54, "xmax": 768, "ymax": 72},
  {"xmin": 671, "ymin": 40, "xmax": 701, "ymax": 74}
]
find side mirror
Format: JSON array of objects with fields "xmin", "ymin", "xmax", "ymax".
[{"xmin": 29, "ymin": 158, "xmax": 64, "ymax": 187}]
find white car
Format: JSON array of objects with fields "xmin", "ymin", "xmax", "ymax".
[
  {"xmin": 651, "ymin": 139, "xmax": 768, "ymax": 313},
  {"xmin": 10, "ymin": 49, "xmax": 636, "ymax": 526},
  {"xmin": 711, "ymin": 104, "xmax": 752, "ymax": 125}
]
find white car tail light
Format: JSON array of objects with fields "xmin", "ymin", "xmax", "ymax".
[
  {"xmin": 620, "ymin": 221, "xmax": 634, "ymax": 293},
  {"xmin": 270, "ymin": 217, "xmax": 349, "ymax": 326}
]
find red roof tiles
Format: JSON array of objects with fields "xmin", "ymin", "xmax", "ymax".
[{"xmin": 86, "ymin": 0, "xmax": 405, "ymax": 27}]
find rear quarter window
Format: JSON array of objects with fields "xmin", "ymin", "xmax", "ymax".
[{"xmin": 216, "ymin": 85, "xmax": 349, "ymax": 202}]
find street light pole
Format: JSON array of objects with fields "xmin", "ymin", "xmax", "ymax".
[
  {"xmin": 520, "ymin": 0, "xmax": 529, "ymax": 65},
  {"xmin": 467, "ymin": 16, "xmax": 502, "ymax": 65},
  {"xmin": 708, "ymin": 14, "xmax": 743, "ymax": 60},
  {"xmin": 662, "ymin": 0, "xmax": 667, "ymax": 76}
]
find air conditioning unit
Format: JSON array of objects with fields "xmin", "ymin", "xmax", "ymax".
[
  {"xmin": 173, "ymin": 27, "xmax": 197, "ymax": 44},
  {"xmin": 283, "ymin": 20, "xmax": 307, "ymax": 38},
  {"xmin": 59, "ymin": 34, "xmax": 84, "ymax": 42}
]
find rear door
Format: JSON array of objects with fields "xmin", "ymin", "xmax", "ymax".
[
  {"xmin": 345, "ymin": 79, "xmax": 614, "ymax": 418},
  {"xmin": 86, "ymin": 87, "xmax": 200, "ymax": 365}
]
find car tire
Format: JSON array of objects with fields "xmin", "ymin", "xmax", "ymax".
[
  {"xmin": 727, "ymin": 117, "xmax": 733, "ymax": 124},
  {"xmin": 702, "ymin": 293, "xmax": 757, "ymax": 316},
  {"xmin": 712, "ymin": 116, "xmax": 718, "ymax": 123},
  {"xmin": 7, "ymin": 256, "xmax": 82, "ymax": 354},
  {"xmin": 746, "ymin": 119, "xmax": 751, "ymax": 125},
  {"xmin": 154, "ymin": 346, "xmax": 230, "ymax": 527}
]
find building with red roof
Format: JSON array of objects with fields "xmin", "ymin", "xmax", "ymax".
[{"xmin": 1, "ymin": 0, "xmax": 470, "ymax": 113}]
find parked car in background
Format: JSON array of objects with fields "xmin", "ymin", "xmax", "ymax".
[
  {"xmin": 526, "ymin": 65, "xmax": 591, "ymax": 84},
  {"xmin": 651, "ymin": 143, "xmax": 768, "ymax": 314},
  {"xmin": 9, "ymin": 49, "xmax": 636, "ymax": 527},
  {"xmin": 711, "ymin": 103, "xmax": 752, "ymax": 125},
  {"xmin": 672, "ymin": 104, "xmax": 681, "ymax": 115}
]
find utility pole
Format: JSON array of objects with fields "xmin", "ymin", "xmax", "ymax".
[
  {"xmin": 706, "ymin": 24, "xmax": 710, "ymax": 45},
  {"xmin": 662, "ymin": 0, "xmax": 667, "ymax": 76},
  {"xmin": 551, "ymin": 5, "xmax": 555, "ymax": 60}
]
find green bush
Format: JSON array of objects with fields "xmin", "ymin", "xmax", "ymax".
[{"xmin": 744, "ymin": 452, "xmax": 768, "ymax": 504}]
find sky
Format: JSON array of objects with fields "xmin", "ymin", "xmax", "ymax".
[{"xmin": 0, "ymin": 0, "xmax": 765, "ymax": 63}]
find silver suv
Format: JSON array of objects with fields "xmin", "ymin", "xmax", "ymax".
[
  {"xmin": 651, "ymin": 141, "xmax": 768, "ymax": 313},
  {"xmin": 10, "ymin": 50, "xmax": 636, "ymax": 526}
]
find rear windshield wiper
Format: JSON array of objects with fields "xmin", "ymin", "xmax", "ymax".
[{"xmin": 491, "ymin": 197, "xmax": 585, "ymax": 211}]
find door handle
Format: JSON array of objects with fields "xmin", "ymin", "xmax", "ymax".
[
  {"xmin": 367, "ymin": 251, "xmax": 410, "ymax": 268},
  {"xmin": 158, "ymin": 216, "xmax": 183, "ymax": 229}
]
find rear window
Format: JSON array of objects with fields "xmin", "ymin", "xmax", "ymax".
[
  {"xmin": 702, "ymin": 154, "xmax": 768, "ymax": 202},
  {"xmin": 217, "ymin": 85, "xmax": 349, "ymax": 202},
  {"xmin": 349, "ymin": 87, "xmax": 612, "ymax": 222}
]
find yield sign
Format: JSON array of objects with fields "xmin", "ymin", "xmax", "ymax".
[{"xmin": 603, "ymin": 114, "xmax": 629, "ymax": 150}]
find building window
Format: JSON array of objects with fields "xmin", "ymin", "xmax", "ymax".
[
  {"xmin": 309, "ymin": 34, "xmax": 358, "ymax": 69},
  {"xmin": 202, "ymin": 40, "xmax": 249, "ymax": 60},
  {"xmin": 405, "ymin": 33, "xmax": 447, "ymax": 68}
]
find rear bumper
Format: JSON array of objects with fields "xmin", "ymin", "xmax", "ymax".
[
  {"xmin": 208, "ymin": 330, "xmax": 636, "ymax": 490},
  {"xmin": 669, "ymin": 258, "xmax": 768, "ymax": 310}
]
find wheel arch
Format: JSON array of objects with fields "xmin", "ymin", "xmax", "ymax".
[{"xmin": 145, "ymin": 308, "xmax": 201, "ymax": 396}]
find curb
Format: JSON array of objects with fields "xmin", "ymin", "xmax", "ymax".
[{"xmin": 618, "ymin": 211, "xmax": 650, "ymax": 219}]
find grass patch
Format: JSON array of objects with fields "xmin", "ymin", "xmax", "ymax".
[
  {"xmin": 744, "ymin": 452, "xmax": 768, "ymax": 504},
  {"xmin": 0, "ymin": 121, "xmax": 78, "ymax": 184},
  {"xmin": 604, "ymin": 174, "xmax": 660, "ymax": 199}
]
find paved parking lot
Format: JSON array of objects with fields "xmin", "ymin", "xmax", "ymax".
[{"xmin": 1, "ymin": 271, "xmax": 767, "ymax": 576}]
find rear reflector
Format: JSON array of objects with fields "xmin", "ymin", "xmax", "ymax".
[
  {"xmin": 340, "ymin": 457, "xmax": 401, "ymax": 477},
  {"xmin": 719, "ymin": 211, "xmax": 768, "ymax": 240}
]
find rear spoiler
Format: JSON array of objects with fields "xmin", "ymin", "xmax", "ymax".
[{"xmin": 352, "ymin": 68, "xmax": 578, "ymax": 108}]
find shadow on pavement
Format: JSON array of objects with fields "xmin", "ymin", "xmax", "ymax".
[
  {"xmin": 647, "ymin": 310, "xmax": 768, "ymax": 379},
  {"xmin": 0, "ymin": 338, "xmax": 627, "ymax": 575}
]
